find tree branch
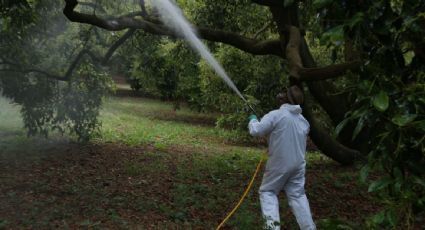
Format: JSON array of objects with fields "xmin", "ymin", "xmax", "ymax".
[
  {"xmin": 251, "ymin": 0, "xmax": 283, "ymax": 7},
  {"xmin": 115, "ymin": 11, "xmax": 145, "ymax": 19},
  {"xmin": 303, "ymin": 97, "xmax": 362, "ymax": 165},
  {"xmin": 299, "ymin": 37, "xmax": 350, "ymax": 123},
  {"xmin": 286, "ymin": 26, "xmax": 302, "ymax": 78},
  {"xmin": 139, "ymin": 0, "xmax": 147, "ymax": 17},
  {"xmin": 64, "ymin": 49, "xmax": 97, "ymax": 79},
  {"xmin": 299, "ymin": 60, "xmax": 362, "ymax": 81},
  {"xmin": 64, "ymin": 27, "xmax": 135, "ymax": 77},
  {"xmin": 78, "ymin": 2, "xmax": 106, "ymax": 13},
  {"xmin": 254, "ymin": 21, "xmax": 272, "ymax": 39},
  {"xmin": 63, "ymin": 0, "xmax": 283, "ymax": 57},
  {"xmin": 102, "ymin": 29, "xmax": 136, "ymax": 64},
  {"xmin": 0, "ymin": 68, "xmax": 68, "ymax": 81},
  {"xmin": 1, "ymin": 58, "xmax": 73, "ymax": 82},
  {"xmin": 1, "ymin": 25, "xmax": 134, "ymax": 83}
]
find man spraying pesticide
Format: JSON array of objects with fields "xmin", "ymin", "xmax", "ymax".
[{"xmin": 248, "ymin": 85, "xmax": 316, "ymax": 230}]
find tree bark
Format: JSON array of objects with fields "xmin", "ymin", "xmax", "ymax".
[
  {"xmin": 286, "ymin": 26, "xmax": 303, "ymax": 78},
  {"xmin": 299, "ymin": 61, "xmax": 361, "ymax": 81},
  {"xmin": 63, "ymin": 0, "xmax": 283, "ymax": 57},
  {"xmin": 299, "ymin": 38, "xmax": 350, "ymax": 124},
  {"xmin": 251, "ymin": 0, "xmax": 284, "ymax": 7},
  {"xmin": 302, "ymin": 99, "xmax": 361, "ymax": 165},
  {"xmin": 269, "ymin": 4, "xmax": 361, "ymax": 164},
  {"xmin": 102, "ymin": 29, "xmax": 136, "ymax": 65}
]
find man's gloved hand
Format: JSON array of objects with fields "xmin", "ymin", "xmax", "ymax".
[{"xmin": 248, "ymin": 114, "xmax": 258, "ymax": 122}]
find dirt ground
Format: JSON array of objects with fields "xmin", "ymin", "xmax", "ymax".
[{"xmin": 0, "ymin": 141, "xmax": 384, "ymax": 229}]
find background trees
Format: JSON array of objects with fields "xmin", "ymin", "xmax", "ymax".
[{"xmin": 1, "ymin": 0, "xmax": 424, "ymax": 228}]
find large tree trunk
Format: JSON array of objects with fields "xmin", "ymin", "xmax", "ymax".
[
  {"xmin": 302, "ymin": 98, "xmax": 361, "ymax": 164},
  {"xmin": 300, "ymin": 38, "xmax": 362, "ymax": 164},
  {"xmin": 301, "ymin": 34, "xmax": 371, "ymax": 156},
  {"xmin": 269, "ymin": 4, "xmax": 361, "ymax": 165},
  {"xmin": 299, "ymin": 39, "xmax": 350, "ymax": 123}
]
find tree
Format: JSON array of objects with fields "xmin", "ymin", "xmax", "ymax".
[
  {"xmin": 0, "ymin": 0, "xmax": 117, "ymax": 140},
  {"xmin": 1, "ymin": 1, "xmax": 424, "ymax": 226}
]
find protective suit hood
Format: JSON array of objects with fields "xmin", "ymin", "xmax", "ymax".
[{"xmin": 281, "ymin": 104, "xmax": 302, "ymax": 114}]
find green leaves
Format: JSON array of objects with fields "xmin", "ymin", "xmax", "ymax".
[
  {"xmin": 369, "ymin": 208, "xmax": 398, "ymax": 228},
  {"xmin": 370, "ymin": 210, "xmax": 386, "ymax": 225},
  {"xmin": 334, "ymin": 118, "xmax": 349, "ymax": 137},
  {"xmin": 391, "ymin": 114, "xmax": 417, "ymax": 127},
  {"xmin": 319, "ymin": 11, "xmax": 364, "ymax": 47},
  {"xmin": 283, "ymin": 0, "xmax": 294, "ymax": 7},
  {"xmin": 347, "ymin": 12, "xmax": 364, "ymax": 29},
  {"xmin": 413, "ymin": 177, "xmax": 425, "ymax": 189},
  {"xmin": 417, "ymin": 120, "xmax": 425, "ymax": 132},
  {"xmin": 368, "ymin": 177, "xmax": 392, "ymax": 192},
  {"xmin": 352, "ymin": 116, "xmax": 365, "ymax": 140},
  {"xmin": 312, "ymin": 0, "xmax": 333, "ymax": 9},
  {"xmin": 359, "ymin": 165, "xmax": 369, "ymax": 183},
  {"xmin": 320, "ymin": 25, "xmax": 344, "ymax": 46},
  {"xmin": 372, "ymin": 91, "xmax": 389, "ymax": 112}
]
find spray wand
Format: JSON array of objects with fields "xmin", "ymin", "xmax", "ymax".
[{"xmin": 245, "ymin": 101, "xmax": 258, "ymax": 117}]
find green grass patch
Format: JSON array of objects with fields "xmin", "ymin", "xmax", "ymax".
[
  {"xmin": 97, "ymin": 96, "xmax": 261, "ymax": 154},
  {"xmin": 0, "ymin": 96, "xmax": 23, "ymax": 131}
]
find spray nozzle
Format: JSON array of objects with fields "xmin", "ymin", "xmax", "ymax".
[{"xmin": 246, "ymin": 103, "xmax": 257, "ymax": 116}]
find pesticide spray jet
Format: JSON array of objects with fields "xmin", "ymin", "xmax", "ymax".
[{"xmin": 150, "ymin": 0, "xmax": 256, "ymax": 114}]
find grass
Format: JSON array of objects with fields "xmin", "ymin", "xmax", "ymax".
[
  {"xmin": 0, "ymin": 96, "xmax": 26, "ymax": 154},
  {"xmin": 0, "ymin": 93, "xmax": 380, "ymax": 229},
  {"xmin": 0, "ymin": 96, "xmax": 22, "ymax": 131},
  {"xmin": 98, "ymin": 96, "xmax": 239, "ymax": 149}
]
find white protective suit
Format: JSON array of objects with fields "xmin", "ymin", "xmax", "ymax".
[{"xmin": 249, "ymin": 103, "xmax": 316, "ymax": 230}]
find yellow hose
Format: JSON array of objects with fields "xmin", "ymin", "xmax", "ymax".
[{"xmin": 215, "ymin": 155, "xmax": 264, "ymax": 230}]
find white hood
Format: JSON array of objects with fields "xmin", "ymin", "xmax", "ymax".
[{"xmin": 281, "ymin": 104, "xmax": 302, "ymax": 114}]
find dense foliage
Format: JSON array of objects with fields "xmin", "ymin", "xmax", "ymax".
[
  {"xmin": 309, "ymin": 0, "xmax": 425, "ymax": 228},
  {"xmin": 124, "ymin": 37, "xmax": 286, "ymax": 130},
  {"xmin": 0, "ymin": 0, "xmax": 113, "ymax": 141}
]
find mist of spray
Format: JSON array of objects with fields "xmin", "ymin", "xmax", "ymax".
[{"xmin": 151, "ymin": 0, "xmax": 250, "ymax": 106}]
